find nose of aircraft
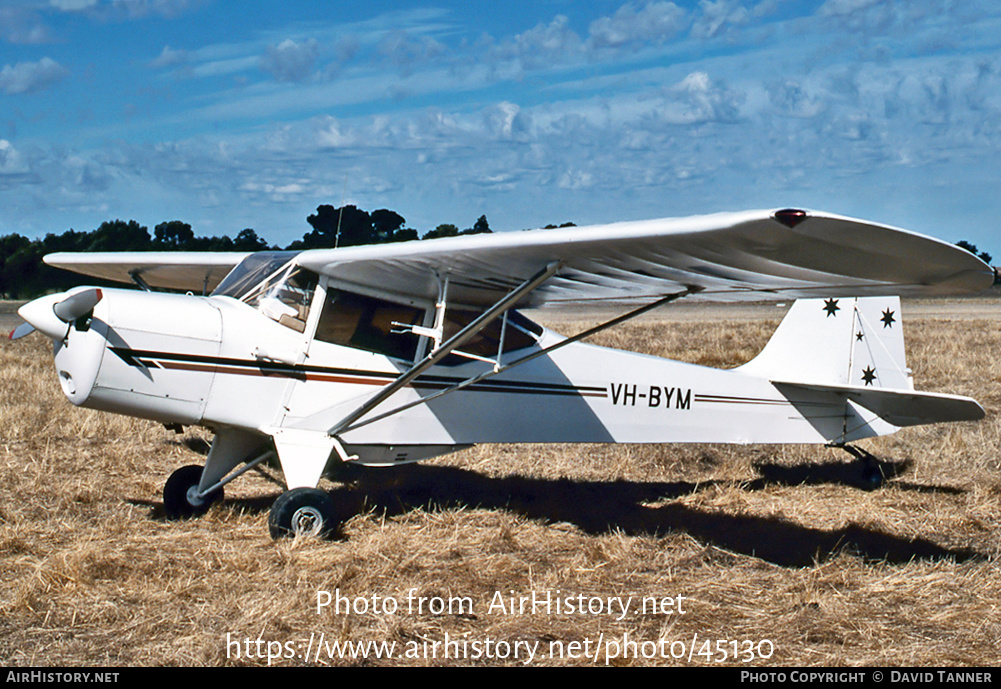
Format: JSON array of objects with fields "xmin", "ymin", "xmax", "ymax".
[{"xmin": 13, "ymin": 288, "xmax": 103, "ymax": 341}]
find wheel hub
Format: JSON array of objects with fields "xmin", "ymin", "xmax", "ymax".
[
  {"xmin": 185, "ymin": 486, "xmax": 206, "ymax": 508},
  {"xmin": 291, "ymin": 506, "xmax": 323, "ymax": 536}
]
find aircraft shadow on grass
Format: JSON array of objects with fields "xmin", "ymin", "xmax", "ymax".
[{"xmin": 144, "ymin": 450, "xmax": 980, "ymax": 567}]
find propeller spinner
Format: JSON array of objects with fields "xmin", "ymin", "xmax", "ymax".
[{"xmin": 10, "ymin": 288, "xmax": 103, "ymax": 340}]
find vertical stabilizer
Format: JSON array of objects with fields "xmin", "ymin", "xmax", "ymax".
[{"xmin": 738, "ymin": 297, "xmax": 911, "ymax": 390}]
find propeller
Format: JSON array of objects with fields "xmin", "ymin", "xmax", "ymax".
[
  {"xmin": 10, "ymin": 288, "xmax": 103, "ymax": 341},
  {"xmin": 9, "ymin": 322, "xmax": 36, "ymax": 340},
  {"xmin": 52, "ymin": 288, "xmax": 103, "ymax": 323}
]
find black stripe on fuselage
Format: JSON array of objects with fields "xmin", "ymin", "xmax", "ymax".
[{"xmin": 107, "ymin": 346, "xmax": 608, "ymax": 398}]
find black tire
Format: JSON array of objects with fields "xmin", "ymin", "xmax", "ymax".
[
  {"xmin": 860, "ymin": 463, "xmax": 885, "ymax": 491},
  {"xmin": 268, "ymin": 487, "xmax": 339, "ymax": 539},
  {"xmin": 163, "ymin": 464, "xmax": 223, "ymax": 519}
]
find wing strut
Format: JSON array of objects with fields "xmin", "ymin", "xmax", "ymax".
[
  {"xmin": 327, "ymin": 261, "xmax": 563, "ymax": 438},
  {"xmin": 332, "ymin": 286, "xmax": 697, "ymax": 436},
  {"xmin": 129, "ymin": 270, "xmax": 153, "ymax": 292}
]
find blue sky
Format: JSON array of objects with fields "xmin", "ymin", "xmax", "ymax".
[{"xmin": 2, "ymin": 0, "xmax": 1000, "ymax": 254}]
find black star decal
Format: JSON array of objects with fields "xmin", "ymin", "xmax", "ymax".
[
  {"xmin": 880, "ymin": 308, "xmax": 895, "ymax": 328},
  {"xmin": 861, "ymin": 366, "xmax": 877, "ymax": 386},
  {"xmin": 823, "ymin": 298, "xmax": 840, "ymax": 317},
  {"xmin": 856, "ymin": 331, "xmax": 864, "ymax": 341}
]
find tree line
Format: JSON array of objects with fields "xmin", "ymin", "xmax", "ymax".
[{"xmin": 0, "ymin": 205, "xmax": 496, "ymax": 298}]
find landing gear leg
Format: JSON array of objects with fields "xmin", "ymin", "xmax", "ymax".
[
  {"xmin": 163, "ymin": 446, "xmax": 275, "ymax": 522},
  {"xmin": 840, "ymin": 445, "xmax": 885, "ymax": 490}
]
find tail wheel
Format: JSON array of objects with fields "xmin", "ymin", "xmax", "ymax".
[
  {"xmin": 268, "ymin": 487, "xmax": 339, "ymax": 539},
  {"xmin": 164, "ymin": 464, "xmax": 223, "ymax": 519}
]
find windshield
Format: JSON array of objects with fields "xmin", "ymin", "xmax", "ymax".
[
  {"xmin": 211, "ymin": 251, "xmax": 318, "ymax": 332},
  {"xmin": 211, "ymin": 251, "xmax": 301, "ymax": 300}
]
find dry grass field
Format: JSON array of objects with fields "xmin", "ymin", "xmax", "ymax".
[{"xmin": 1, "ymin": 297, "xmax": 999, "ymax": 667}]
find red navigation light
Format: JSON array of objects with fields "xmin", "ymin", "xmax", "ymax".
[{"xmin": 773, "ymin": 208, "xmax": 808, "ymax": 228}]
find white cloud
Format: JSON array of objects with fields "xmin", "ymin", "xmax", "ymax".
[
  {"xmin": 819, "ymin": 0, "xmax": 882, "ymax": 17},
  {"xmin": 587, "ymin": 1, "xmax": 687, "ymax": 49},
  {"xmin": 103, "ymin": 0, "xmax": 204, "ymax": 19},
  {"xmin": 557, "ymin": 168, "xmax": 594, "ymax": 189},
  {"xmin": 691, "ymin": 0, "xmax": 750, "ymax": 39},
  {"xmin": 69, "ymin": 156, "xmax": 114, "ymax": 192},
  {"xmin": 192, "ymin": 55, "xmax": 259, "ymax": 78},
  {"xmin": 0, "ymin": 7, "xmax": 52, "ymax": 44},
  {"xmin": 0, "ymin": 140, "xmax": 28, "ymax": 175},
  {"xmin": 378, "ymin": 30, "xmax": 447, "ymax": 76},
  {"xmin": 664, "ymin": 71, "xmax": 745, "ymax": 124},
  {"xmin": 492, "ymin": 14, "xmax": 585, "ymax": 70},
  {"xmin": 150, "ymin": 45, "xmax": 189, "ymax": 69},
  {"xmin": 0, "ymin": 57, "xmax": 68, "ymax": 95},
  {"xmin": 49, "ymin": 0, "xmax": 99, "ymax": 10},
  {"xmin": 313, "ymin": 116, "xmax": 355, "ymax": 148},
  {"xmin": 767, "ymin": 79, "xmax": 826, "ymax": 118},
  {"xmin": 482, "ymin": 102, "xmax": 532, "ymax": 141},
  {"xmin": 260, "ymin": 38, "xmax": 319, "ymax": 83},
  {"xmin": 240, "ymin": 180, "xmax": 308, "ymax": 198}
]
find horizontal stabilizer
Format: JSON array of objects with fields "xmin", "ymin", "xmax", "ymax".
[{"xmin": 774, "ymin": 381, "xmax": 985, "ymax": 427}]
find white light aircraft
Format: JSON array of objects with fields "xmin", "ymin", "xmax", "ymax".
[{"xmin": 10, "ymin": 209, "xmax": 993, "ymax": 538}]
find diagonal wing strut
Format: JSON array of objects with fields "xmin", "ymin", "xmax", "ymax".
[
  {"xmin": 332, "ymin": 287, "xmax": 697, "ymax": 437},
  {"xmin": 327, "ymin": 261, "xmax": 563, "ymax": 438}
]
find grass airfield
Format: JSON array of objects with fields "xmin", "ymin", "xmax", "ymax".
[{"xmin": 1, "ymin": 296, "xmax": 998, "ymax": 666}]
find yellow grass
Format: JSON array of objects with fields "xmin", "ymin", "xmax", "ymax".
[{"xmin": 1, "ymin": 302, "xmax": 999, "ymax": 666}]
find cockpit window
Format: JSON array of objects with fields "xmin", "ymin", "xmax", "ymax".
[
  {"xmin": 211, "ymin": 252, "xmax": 317, "ymax": 333},
  {"xmin": 247, "ymin": 266, "xmax": 318, "ymax": 333},
  {"xmin": 211, "ymin": 251, "xmax": 302, "ymax": 300}
]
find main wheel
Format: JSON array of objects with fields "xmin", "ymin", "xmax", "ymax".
[
  {"xmin": 268, "ymin": 487, "xmax": 339, "ymax": 539},
  {"xmin": 164, "ymin": 464, "xmax": 223, "ymax": 519},
  {"xmin": 860, "ymin": 462, "xmax": 885, "ymax": 491}
]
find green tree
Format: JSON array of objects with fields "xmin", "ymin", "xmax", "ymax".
[
  {"xmin": 233, "ymin": 228, "xmax": 270, "ymax": 251},
  {"xmin": 153, "ymin": 221, "xmax": 195, "ymax": 250},
  {"xmin": 86, "ymin": 220, "xmax": 150, "ymax": 252},
  {"xmin": 0, "ymin": 233, "xmax": 31, "ymax": 297},
  {"xmin": 956, "ymin": 240, "xmax": 992, "ymax": 265},
  {"xmin": 371, "ymin": 209, "xmax": 404, "ymax": 240},
  {"xmin": 301, "ymin": 204, "xmax": 376, "ymax": 248},
  {"xmin": 469, "ymin": 215, "xmax": 491, "ymax": 235},
  {"xmin": 422, "ymin": 223, "xmax": 459, "ymax": 240},
  {"xmin": 3, "ymin": 240, "xmax": 50, "ymax": 297},
  {"xmin": 0, "ymin": 218, "xmax": 285, "ymax": 297},
  {"xmin": 373, "ymin": 208, "xmax": 418, "ymax": 243}
]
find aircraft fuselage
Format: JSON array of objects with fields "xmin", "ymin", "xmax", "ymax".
[{"xmin": 50, "ymin": 286, "xmax": 894, "ymax": 473}]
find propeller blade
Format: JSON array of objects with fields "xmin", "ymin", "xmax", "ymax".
[
  {"xmin": 9, "ymin": 322, "xmax": 36, "ymax": 340},
  {"xmin": 52, "ymin": 288, "xmax": 103, "ymax": 323}
]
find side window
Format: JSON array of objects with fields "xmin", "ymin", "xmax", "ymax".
[
  {"xmin": 315, "ymin": 290, "xmax": 424, "ymax": 361},
  {"xmin": 440, "ymin": 309, "xmax": 542, "ymax": 365}
]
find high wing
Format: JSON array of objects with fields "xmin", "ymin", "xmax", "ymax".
[
  {"xmin": 42, "ymin": 209, "xmax": 992, "ymax": 304},
  {"xmin": 296, "ymin": 209, "xmax": 993, "ymax": 306},
  {"xmin": 44, "ymin": 251, "xmax": 250, "ymax": 293}
]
